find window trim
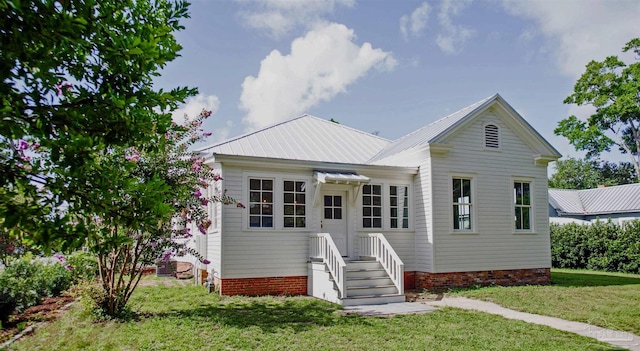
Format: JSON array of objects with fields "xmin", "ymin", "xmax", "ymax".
[
  {"xmin": 483, "ymin": 123, "xmax": 501, "ymax": 151},
  {"xmin": 283, "ymin": 179, "xmax": 308, "ymax": 229},
  {"xmin": 248, "ymin": 177, "xmax": 275, "ymax": 229},
  {"xmin": 450, "ymin": 174, "xmax": 477, "ymax": 234},
  {"xmin": 513, "ymin": 178, "xmax": 535, "ymax": 233}
]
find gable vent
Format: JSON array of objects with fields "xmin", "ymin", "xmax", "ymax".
[{"xmin": 484, "ymin": 124, "xmax": 499, "ymax": 149}]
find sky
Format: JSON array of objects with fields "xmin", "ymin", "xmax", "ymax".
[{"xmin": 154, "ymin": 0, "xmax": 640, "ymax": 165}]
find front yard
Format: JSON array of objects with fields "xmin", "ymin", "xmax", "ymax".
[
  {"xmin": 456, "ymin": 268, "xmax": 640, "ymax": 335},
  {"xmin": 6, "ymin": 272, "xmax": 625, "ymax": 351}
]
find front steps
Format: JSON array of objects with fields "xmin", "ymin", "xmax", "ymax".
[{"xmin": 338, "ymin": 260, "xmax": 405, "ymax": 306}]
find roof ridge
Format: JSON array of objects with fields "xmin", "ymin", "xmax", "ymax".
[{"xmin": 303, "ymin": 114, "xmax": 391, "ymax": 142}]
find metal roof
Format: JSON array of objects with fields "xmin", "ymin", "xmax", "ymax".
[
  {"xmin": 368, "ymin": 95, "xmax": 496, "ymax": 164},
  {"xmin": 549, "ymin": 183, "xmax": 640, "ymax": 216},
  {"xmin": 199, "ymin": 115, "xmax": 390, "ymax": 164}
]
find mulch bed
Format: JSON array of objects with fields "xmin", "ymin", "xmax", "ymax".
[{"xmin": 0, "ymin": 294, "xmax": 76, "ymax": 344}]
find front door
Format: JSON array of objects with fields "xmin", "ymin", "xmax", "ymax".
[{"xmin": 322, "ymin": 191, "xmax": 348, "ymax": 256}]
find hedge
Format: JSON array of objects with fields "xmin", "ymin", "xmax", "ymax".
[{"xmin": 550, "ymin": 220, "xmax": 640, "ymax": 274}]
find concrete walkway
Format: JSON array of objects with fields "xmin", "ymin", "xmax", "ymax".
[
  {"xmin": 343, "ymin": 297, "xmax": 640, "ymax": 350},
  {"xmin": 425, "ymin": 297, "xmax": 640, "ymax": 351}
]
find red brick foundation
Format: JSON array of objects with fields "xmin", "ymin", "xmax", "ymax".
[
  {"xmin": 404, "ymin": 271, "xmax": 416, "ymax": 290},
  {"xmin": 411, "ymin": 268, "xmax": 550, "ymax": 291},
  {"xmin": 216, "ymin": 276, "xmax": 308, "ymax": 296}
]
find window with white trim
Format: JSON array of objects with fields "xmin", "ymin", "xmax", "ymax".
[
  {"xmin": 514, "ymin": 181, "xmax": 532, "ymax": 231},
  {"xmin": 452, "ymin": 178, "xmax": 473, "ymax": 231},
  {"xmin": 484, "ymin": 124, "xmax": 499, "ymax": 149},
  {"xmin": 249, "ymin": 178, "xmax": 273, "ymax": 228},
  {"xmin": 362, "ymin": 184, "xmax": 382, "ymax": 228},
  {"xmin": 390, "ymin": 185, "xmax": 409, "ymax": 229},
  {"xmin": 283, "ymin": 180, "xmax": 306, "ymax": 228}
]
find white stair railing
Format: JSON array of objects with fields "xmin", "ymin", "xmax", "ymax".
[
  {"xmin": 310, "ymin": 233, "xmax": 347, "ymax": 299},
  {"xmin": 359, "ymin": 233, "xmax": 404, "ymax": 295}
]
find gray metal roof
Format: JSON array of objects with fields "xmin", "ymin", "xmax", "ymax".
[
  {"xmin": 199, "ymin": 114, "xmax": 390, "ymax": 164},
  {"xmin": 368, "ymin": 95, "xmax": 496, "ymax": 164},
  {"xmin": 549, "ymin": 183, "xmax": 640, "ymax": 216}
]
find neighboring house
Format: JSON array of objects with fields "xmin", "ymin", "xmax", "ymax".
[
  {"xmin": 549, "ymin": 183, "xmax": 640, "ymax": 225},
  {"xmin": 194, "ymin": 94, "xmax": 561, "ymax": 305}
]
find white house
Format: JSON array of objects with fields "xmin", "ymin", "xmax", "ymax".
[
  {"xmin": 195, "ymin": 94, "xmax": 561, "ymax": 305},
  {"xmin": 549, "ymin": 183, "xmax": 640, "ymax": 225}
]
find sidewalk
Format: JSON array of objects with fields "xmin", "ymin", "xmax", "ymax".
[{"xmin": 425, "ymin": 297, "xmax": 640, "ymax": 351}]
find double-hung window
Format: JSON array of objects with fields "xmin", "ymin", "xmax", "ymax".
[
  {"xmin": 362, "ymin": 184, "xmax": 382, "ymax": 228},
  {"xmin": 390, "ymin": 185, "xmax": 409, "ymax": 229},
  {"xmin": 284, "ymin": 180, "xmax": 306, "ymax": 228},
  {"xmin": 249, "ymin": 178, "xmax": 273, "ymax": 228},
  {"xmin": 514, "ymin": 181, "xmax": 532, "ymax": 231},
  {"xmin": 452, "ymin": 178, "xmax": 473, "ymax": 231}
]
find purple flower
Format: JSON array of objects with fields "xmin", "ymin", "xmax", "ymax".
[
  {"xmin": 192, "ymin": 163, "xmax": 201, "ymax": 172},
  {"xmin": 20, "ymin": 155, "xmax": 31, "ymax": 162},
  {"xmin": 193, "ymin": 189, "xmax": 202, "ymax": 198},
  {"xmin": 203, "ymin": 131, "xmax": 212, "ymax": 137},
  {"xmin": 200, "ymin": 198, "xmax": 209, "ymax": 206},
  {"xmin": 65, "ymin": 265, "xmax": 73, "ymax": 270},
  {"xmin": 125, "ymin": 150, "xmax": 140, "ymax": 163},
  {"xmin": 17, "ymin": 140, "xmax": 29, "ymax": 150},
  {"xmin": 54, "ymin": 254, "xmax": 67, "ymax": 265},
  {"xmin": 202, "ymin": 259, "xmax": 211, "ymax": 265},
  {"xmin": 198, "ymin": 226, "xmax": 206, "ymax": 234},
  {"xmin": 150, "ymin": 241, "xmax": 157, "ymax": 248},
  {"xmin": 32, "ymin": 142, "xmax": 40, "ymax": 149},
  {"xmin": 213, "ymin": 173, "xmax": 223, "ymax": 181},
  {"xmin": 236, "ymin": 202, "xmax": 246, "ymax": 208}
]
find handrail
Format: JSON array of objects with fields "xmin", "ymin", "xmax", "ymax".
[
  {"xmin": 309, "ymin": 233, "xmax": 347, "ymax": 299},
  {"xmin": 359, "ymin": 233, "xmax": 404, "ymax": 294}
]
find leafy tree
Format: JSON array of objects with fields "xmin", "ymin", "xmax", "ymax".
[
  {"xmin": 555, "ymin": 38, "xmax": 640, "ymax": 181},
  {"xmin": 549, "ymin": 157, "xmax": 637, "ymax": 189},
  {"xmin": 0, "ymin": 0, "xmax": 195, "ymax": 248}
]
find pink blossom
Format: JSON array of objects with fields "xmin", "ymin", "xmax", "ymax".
[
  {"xmin": 125, "ymin": 150, "xmax": 140, "ymax": 163},
  {"xmin": 198, "ymin": 226, "xmax": 206, "ymax": 234},
  {"xmin": 192, "ymin": 163, "xmax": 201, "ymax": 172},
  {"xmin": 55, "ymin": 81, "xmax": 73, "ymax": 96},
  {"xmin": 203, "ymin": 259, "xmax": 211, "ymax": 264},
  {"xmin": 200, "ymin": 198, "xmax": 209, "ymax": 206},
  {"xmin": 54, "ymin": 254, "xmax": 67, "ymax": 265},
  {"xmin": 150, "ymin": 241, "xmax": 157, "ymax": 248},
  {"xmin": 213, "ymin": 173, "xmax": 223, "ymax": 181},
  {"xmin": 198, "ymin": 179, "xmax": 208, "ymax": 187},
  {"xmin": 193, "ymin": 189, "xmax": 202, "ymax": 197},
  {"xmin": 31, "ymin": 142, "xmax": 40, "ymax": 149},
  {"xmin": 203, "ymin": 131, "xmax": 212, "ymax": 137},
  {"xmin": 236, "ymin": 202, "xmax": 246, "ymax": 208},
  {"xmin": 65, "ymin": 265, "xmax": 73, "ymax": 270},
  {"xmin": 20, "ymin": 155, "xmax": 31, "ymax": 162}
]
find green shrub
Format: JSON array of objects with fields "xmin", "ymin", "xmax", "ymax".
[
  {"xmin": 66, "ymin": 251, "xmax": 99, "ymax": 283},
  {"xmin": 551, "ymin": 220, "xmax": 640, "ymax": 274}
]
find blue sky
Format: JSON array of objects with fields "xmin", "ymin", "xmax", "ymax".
[{"xmin": 154, "ymin": 0, "xmax": 640, "ymax": 164}]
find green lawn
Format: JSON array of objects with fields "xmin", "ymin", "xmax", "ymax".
[
  {"xmin": 8, "ymin": 283, "xmax": 616, "ymax": 351},
  {"xmin": 456, "ymin": 268, "xmax": 640, "ymax": 335}
]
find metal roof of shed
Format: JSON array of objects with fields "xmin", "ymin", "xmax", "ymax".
[{"xmin": 549, "ymin": 183, "xmax": 640, "ymax": 216}]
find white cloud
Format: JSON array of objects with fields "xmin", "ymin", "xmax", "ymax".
[
  {"xmin": 502, "ymin": 0, "xmax": 640, "ymax": 78},
  {"xmin": 436, "ymin": 0, "xmax": 475, "ymax": 54},
  {"xmin": 171, "ymin": 94, "xmax": 234, "ymax": 144},
  {"xmin": 400, "ymin": 2, "xmax": 431, "ymax": 41},
  {"xmin": 171, "ymin": 94, "xmax": 221, "ymax": 125},
  {"xmin": 237, "ymin": 0, "xmax": 355, "ymax": 38},
  {"xmin": 239, "ymin": 22, "xmax": 397, "ymax": 131}
]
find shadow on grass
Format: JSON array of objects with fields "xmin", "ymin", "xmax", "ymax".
[
  {"xmin": 552, "ymin": 271, "xmax": 640, "ymax": 287},
  {"xmin": 141, "ymin": 297, "xmax": 371, "ymax": 333}
]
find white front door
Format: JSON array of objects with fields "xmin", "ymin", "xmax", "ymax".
[{"xmin": 322, "ymin": 191, "xmax": 348, "ymax": 256}]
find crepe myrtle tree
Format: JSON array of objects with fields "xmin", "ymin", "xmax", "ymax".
[
  {"xmin": 0, "ymin": 0, "xmax": 196, "ymax": 251},
  {"xmin": 555, "ymin": 38, "xmax": 640, "ymax": 181},
  {"xmin": 80, "ymin": 109, "xmax": 244, "ymax": 317}
]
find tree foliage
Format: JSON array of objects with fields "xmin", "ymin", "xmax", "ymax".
[
  {"xmin": 549, "ymin": 157, "xmax": 636, "ymax": 189},
  {"xmin": 555, "ymin": 38, "xmax": 640, "ymax": 181},
  {"xmin": 0, "ymin": 0, "xmax": 195, "ymax": 249}
]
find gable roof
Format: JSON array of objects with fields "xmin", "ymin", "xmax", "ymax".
[
  {"xmin": 369, "ymin": 94, "xmax": 561, "ymax": 165},
  {"xmin": 198, "ymin": 114, "xmax": 390, "ymax": 164},
  {"xmin": 549, "ymin": 183, "xmax": 640, "ymax": 216}
]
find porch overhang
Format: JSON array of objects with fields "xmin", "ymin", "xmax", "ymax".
[{"xmin": 313, "ymin": 171, "xmax": 371, "ymax": 205}]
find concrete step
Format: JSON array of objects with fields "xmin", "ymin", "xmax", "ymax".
[
  {"xmin": 346, "ymin": 285, "xmax": 398, "ymax": 297},
  {"xmin": 346, "ymin": 276, "xmax": 394, "ymax": 288},
  {"xmin": 341, "ymin": 294, "xmax": 406, "ymax": 306}
]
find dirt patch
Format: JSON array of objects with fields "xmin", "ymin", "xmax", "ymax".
[
  {"xmin": 0, "ymin": 294, "xmax": 75, "ymax": 344},
  {"xmin": 405, "ymin": 290, "xmax": 444, "ymax": 302}
]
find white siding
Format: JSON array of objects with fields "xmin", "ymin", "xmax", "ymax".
[
  {"xmin": 414, "ymin": 154, "xmax": 433, "ymax": 272},
  {"xmin": 430, "ymin": 111, "xmax": 551, "ymax": 272}
]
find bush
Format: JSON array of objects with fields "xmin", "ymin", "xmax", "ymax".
[
  {"xmin": 551, "ymin": 220, "xmax": 640, "ymax": 274},
  {"xmin": 66, "ymin": 251, "xmax": 99, "ymax": 283}
]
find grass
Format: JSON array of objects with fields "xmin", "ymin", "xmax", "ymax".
[
  {"xmin": 455, "ymin": 268, "xmax": 640, "ymax": 335},
  {"xmin": 8, "ymin": 282, "xmax": 617, "ymax": 351}
]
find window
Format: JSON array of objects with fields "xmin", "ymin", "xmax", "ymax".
[
  {"xmin": 249, "ymin": 178, "xmax": 273, "ymax": 228},
  {"xmin": 452, "ymin": 178, "xmax": 473, "ymax": 231},
  {"xmin": 514, "ymin": 181, "xmax": 532, "ymax": 231},
  {"xmin": 484, "ymin": 124, "xmax": 499, "ymax": 149},
  {"xmin": 324, "ymin": 195, "xmax": 342, "ymax": 220},
  {"xmin": 284, "ymin": 181, "xmax": 306, "ymax": 228},
  {"xmin": 362, "ymin": 184, "xmax": 382, "ymax": 228},
  {"xmin": 390, "ymin": 186, "xmax": 409, "ymax": 229}
]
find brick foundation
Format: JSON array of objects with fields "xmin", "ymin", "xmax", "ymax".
[
  {"xmin": 412, "ymin": 268, "xmax": 550, "ymax": 291},
  {"xmin": 216, "ymin": 276, "xmax": 308, "ymax": 296},
  {"xmin": 404, "ymin": 271, "xmax": 416, "ymax": 290}
]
